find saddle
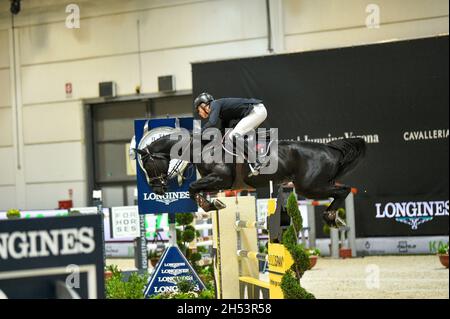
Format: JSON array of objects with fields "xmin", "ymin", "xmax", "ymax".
[
  {"xmin": 224, "ymin": 128, "xmax": 277, "ymax": 162},
  {"xmin": 228, "ymin": 128, "xmax": 277, "ymax": 189},
  {"xmin": 252, "ymin": 128, "xmax": 277, "ymax": 159}
]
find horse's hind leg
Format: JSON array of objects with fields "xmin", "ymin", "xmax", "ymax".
[
  {"xmin": 295, "ymin": 182, "xmax": 351, "ymax": 228},
  {"xmin": 325, "ymin": 183, "xmax": 351, "ymax": 209},
  {"xmin": 321, "ymin": 184, "xmax": 351, "ymax": 228}
]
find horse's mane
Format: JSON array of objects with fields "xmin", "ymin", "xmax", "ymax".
[
  {"xmin": 146, "ymin": 134, "xmax": 170, "ymax": 153},
  {"xmin": 147, "ymin": 130, "xmax": 193, "ymax": 153}
]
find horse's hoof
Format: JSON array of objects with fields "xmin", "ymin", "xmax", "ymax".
[
  {"xmin": 198, "ymin": 201, "xmax": 214, "ymax": 212},
  {"xmin": 213, "ymin": 199, "xmax": 226, "ymax": 210},
  {"xmin": 323, "ymin": 211, "xmax": 346, "ymax": 228}
]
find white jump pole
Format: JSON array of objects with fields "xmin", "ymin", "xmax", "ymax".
[
  {"xmin": 345, "ymin": 190, "xmax": 357, "ymax": 257},
  {"xmin": 236, "ymin": 220, "xmax": 266, "ymax": 230},
  {"xmin": 330, "ymin": 227, "xmax": 340, "ymax": 258},
  {"xmin": 237, "ymin": 250, "xmax": 268, "ymax": 262},
  {"xmin": 306, "ymin": 205, "xmax": 316, "ymax": 249}
]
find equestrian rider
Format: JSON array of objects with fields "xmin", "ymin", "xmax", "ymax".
[{"xmin": 194, "ymin": 92, "xmax": 268, "ymax": 176}]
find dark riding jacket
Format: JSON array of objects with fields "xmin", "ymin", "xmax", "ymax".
[{"xmin": 201, "ymin": 98, "xmax": 263, "ymax": 133}]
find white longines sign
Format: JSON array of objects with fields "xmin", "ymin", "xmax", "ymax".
[
  {"xmin": 375, "ymin": 200, "xmax": 449, "ymax": 230},
  {"xmin": 0, "ymin": 228, "xmax": 95, "ymax": 260},
  {"xmin": 143, "ymin": 191, "xmax": 191, "ymax": 206}
]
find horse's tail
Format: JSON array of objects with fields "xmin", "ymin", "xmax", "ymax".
[{"xmin": 327, "ymin": 138, "xmax": 366, "ymax": 179}]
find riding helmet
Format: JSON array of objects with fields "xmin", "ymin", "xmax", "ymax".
[{"xmin": 193, "ymin": 92, "xmax": 214, "ymax": 110}]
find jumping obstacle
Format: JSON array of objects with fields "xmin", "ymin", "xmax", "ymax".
[
  {"xmin": 207, "ymin": 194, "xmax": 293, "ymax": 299},
  {"xmin": 208, "ymin": 195, "xmax": 260, "ymax": 299},
  {"xmin": 236, "ymin": 220, "xmax": 265, "ymax": 230},
  {"xmin": 198, "ymin": 188, "xmax": 359, "ymax": 299}
]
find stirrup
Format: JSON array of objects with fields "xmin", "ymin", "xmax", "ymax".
[
  {"xmin": 247, "ymin": 160, "xmax": 265, "ymax": 177},
  {"xmin": 248, "ymin": 163, "xmax": 260, "ymax": 177}
]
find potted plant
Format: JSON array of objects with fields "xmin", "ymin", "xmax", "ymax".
[
  {"xmin": 6, "ymin": 209, "xmax": 21, "ymax": 220},
  {"xmin": 339, "ymin": 246, "xmax": 352, "ymax": 259},
  {"xmin": 307, "ymin": 248, "xmax": 320, "ymax": 269},
  {"xmin": 437, "ymin": 244, "xmax": 449, "ymax": 268},
  {"xmin": 104, "ymin": 264, "xmax": 115, "ymax": 280},
  {"xmin": 148, "ymin": 249, "xmax": 161, "ymax": 268}
]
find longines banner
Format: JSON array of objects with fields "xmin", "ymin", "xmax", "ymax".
[
  {"xmin": 192, "ymin": 36, "xmax": 449, "ymax": 237},
  {"xmin": 134, "ymin": 117, "xmax": 198, "ymax": 215},
  {"xmin": 0, "ymin": 215, "xmax": 104, "ymax": 298}
]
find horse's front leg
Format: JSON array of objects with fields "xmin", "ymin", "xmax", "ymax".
[{"xmin": 189, "ymin": 173, "xmax": 232, "ymax": 211}]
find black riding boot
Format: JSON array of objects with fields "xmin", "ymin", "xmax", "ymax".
[{"xmin": 233, "ymin": 134, "xmax": 263, "ymax": 177}]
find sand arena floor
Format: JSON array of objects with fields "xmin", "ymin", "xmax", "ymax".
[{"xmin": 288, "ymin": 255, "xmax": 448, "ymax": 299}]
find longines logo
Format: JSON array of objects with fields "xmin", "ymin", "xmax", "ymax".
[
  {"xmin": 403, "ymin": 129, "xmax": 449, "ymax": 141},
  {"xmin": 0, "ymin": 228, "xmax": 95, "ymax": 260},
  {"xmin": 375, "ymin": 200, "xmax": 449, "ymax": 230},
  {"xmin": 144, "ymin": 192, "xmax": 191, "ymax": 205}
]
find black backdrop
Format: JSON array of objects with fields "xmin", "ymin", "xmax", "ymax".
[{"xmin": 192, "ymin": 36, "xmax": 449, "ymax": 238}]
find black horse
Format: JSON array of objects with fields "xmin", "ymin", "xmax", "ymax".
[{"xmin": 135, "ymin": 133, "xmax": 366, "ymax": 227}]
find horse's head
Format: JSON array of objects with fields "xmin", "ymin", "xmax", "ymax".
[{"xmin": 135, "ymin": 148, "xmax": 170, "ymax": 195}]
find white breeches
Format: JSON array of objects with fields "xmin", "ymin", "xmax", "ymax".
[{"xmin": 228, "ymin": 104, "xmax": 267, "ymax": 140}]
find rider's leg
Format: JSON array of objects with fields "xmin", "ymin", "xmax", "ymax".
[
  {"xmin": 229, "ymin": 104, "xmax": 267, "ymax": 138},
  {"xmin": 228, "ymin": 104, "xmax": 267, "ymax": 172}
]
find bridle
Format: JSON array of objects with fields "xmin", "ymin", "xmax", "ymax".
[
  {"xmin": 139, "ymin": 147, "xmax": 187, "ymax": 188},
  {"xmin": 139, "ymin": 148, "xmax": 168, "ymax": 187}
]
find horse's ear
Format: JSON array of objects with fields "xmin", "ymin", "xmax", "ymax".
[{"xmin": 134, "ymin": 148, "xmax": 148, "ymax": 156}]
